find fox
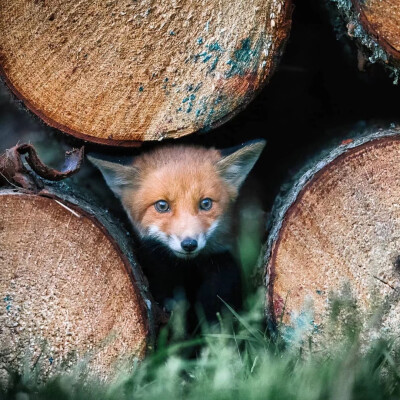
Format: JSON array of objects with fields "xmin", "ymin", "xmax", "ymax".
[{"xmin": 88, "ymin": 139, "xmax": 265, "ymax": 326}]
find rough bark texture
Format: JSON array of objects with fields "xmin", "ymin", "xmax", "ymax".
[
  {"xmin": 0, "ymin": 186, "xmax": 154, "ymax": 382},
  {"xmin": 264, "ymin": 128, "xmax": 400, "ymax": 344},
  {"xmin": 330, "ymin": 0, "xmax": 400, "ymax": 80},
  {"xmin": 352, "ymin": 0, "xmax": 400, "ymax": 61},
  {"xmin": 0, "ymin": 144, "xmax": 83, "ymax": 190},
  {"xmin": 0, "ymin": 0, "xmax": 292, "ymax": 146}
]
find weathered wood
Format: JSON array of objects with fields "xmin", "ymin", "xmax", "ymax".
[
  {"xmin": 263, "ymin": 128, "xmax": 400, "ymax": 343},
  {"xmin": 331, "ymin": 0, "xmax": 400, "ymax": 79},
  {"xmin": 0, "ymin": 0, "xmax": 292, "ymax": 146},
  {"xmin": 0, "ymin": 183, "xmax": 154, "ymax": 381},
  {"xmin": 0, "ymin": 143, "xmax": 83, "ymax": 190},
  {"xmin": 352, "ymin": 0, "xmax": 400, "ymax": 61}
]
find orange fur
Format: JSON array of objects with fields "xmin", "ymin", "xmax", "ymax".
[
  {"xmin": 121, "ymin": 146, "xmax": 236, "ymax": 240},
  {"xmin": 89, "ymin": 140, "xmax": 265, "ymax": 258}
]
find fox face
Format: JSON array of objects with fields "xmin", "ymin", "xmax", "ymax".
[{"xmin": 88, "ymin": 140, "xmax": 265, "ymax": 259}]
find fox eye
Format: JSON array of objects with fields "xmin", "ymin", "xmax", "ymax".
[
  {"xmin": 199, "ymin": 198, "xmax": 213, "ymax": 211},
  {"xmin": 154, "ymin": 200, "xmax": 170, "ymax": 213}
]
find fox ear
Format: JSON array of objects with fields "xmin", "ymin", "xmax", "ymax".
[
  {"xmin": 87, "ymin": 155, "xmax": 138, "ymax": 198},
  {"xmin": 217, "ymin": 139, "xmax": 266, "ymax": 189}
]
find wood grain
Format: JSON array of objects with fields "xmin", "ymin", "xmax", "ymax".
[
  {"xmin": 0, "ymin": 190, "xmax": 150, "ymax": 380},
  {"xmin": 265, "ymin": 132, "xmax": 400, "ymax": 342},
  {"xmin": 0, "ymin": 0, "xmax": 291, "ymax": 146},
  {"xmin": 352, "ymin": 0, "xmax": 400, "ymax": 62}
]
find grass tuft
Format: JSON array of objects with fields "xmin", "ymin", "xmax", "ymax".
[
  {"xmin": 1, "ymin": 288, "xmax": 400, "ymax": 400},
  {"xmin": 1, "ymin": 211, "xmax": 399, "ymax": 399}
]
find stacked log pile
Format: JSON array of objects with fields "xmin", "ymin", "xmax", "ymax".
[
  {"xmin": 0, "ymin": 0, "xmax": 293, "ymax": 379},
  {"xmin": 2, "ymin": 0, "xmax": 400, "ymax": 379}
]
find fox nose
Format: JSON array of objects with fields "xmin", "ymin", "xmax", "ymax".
[{"xmin": 181, "ymin": 238, "xmax": 198, "ymax": 252}]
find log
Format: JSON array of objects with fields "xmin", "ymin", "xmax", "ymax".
[
  {"xmin": 264, "ymin": 128, "xmax": 400, "ymax": 344},
  {"xmin": 332, "ymin": 0, "xmax": 400, "ymax": 78},
  {"xmin": 0, "ymin": 0, "xmax": 292, "ymax": 146},
  {"xmin": 0, "ymin": 147, "xmax": 154, "ymax": 382},
  {"xmin": 0, "ymin": 188, "xmax": 153, "ymax": 381}
]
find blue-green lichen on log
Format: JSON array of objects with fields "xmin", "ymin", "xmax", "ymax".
[
  {"xmin": 281, "ymin": 310, "xmax": 318, "ymax": 345},
  {"xmin": 4, "ymin": 295, "xmax": 12, "ymax": 311},
  {"xmin": 177, "ymin": 83, "xmax": 203, "ymax": 113},
  {"xmin": 196, "ymin": 94, "xmax": 229, "ymax": 132},
  {"xmin": 225, "ymin": 37, "xmax": 264, "ymax": 78},
  {"xmin": 180, "ymin": 94, "xmax": 197, "ymax": 113},
  {"xmin": 192, "ymin": 41, "xmax": 224, "ymax": 73},
  {"xmin": 206, "ymin": 42, "xmax": 223, "ymax": 52},
  {"xmin": 209, "ymin": 56, "xmax": 219, "ymax": 72}
]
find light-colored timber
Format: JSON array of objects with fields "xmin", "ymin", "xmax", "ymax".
[
  {"xmin": 0, "ymin": 0, "xmax": 292, "ymax": 146},
  {"xmin": 0, "ymin": 189, "xmax": 152, "ymax": 381},
  {"xmin": 264, "ymin": 130, "xmax": 400, "ymax": 342}
]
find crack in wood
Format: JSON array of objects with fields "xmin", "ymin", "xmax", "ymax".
[{"xmin": 372, "ymin": 275, "xmax": 399, "ymax": 292}]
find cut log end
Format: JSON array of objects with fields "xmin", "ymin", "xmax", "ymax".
[
  {"xmin": 352, "ymin": 0, "xmax": 400, "ymax": 62},
  {"xmin": 0, "ymin": 190, "xmax": 150, "ymax": 381},
  {"xmin": 334, "ymin": 0, "xmax": 400, "ymax": 74},
  {"xmin": 0, "ymin": 0, "xmax": 292, "ymax": 146},
  {"xmin": 265, "ymin": 131, "xmax": 400, "ymax": 343}
]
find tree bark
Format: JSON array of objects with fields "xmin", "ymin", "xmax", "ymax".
[
  {"xmin": 331, "ymin": 0, "xmax": 400, "ymax": 79},
  {"xmin": 0, "ymin": 0, "xmax": 292, "ymax": 146},
  {"xmin": 0, "ymin": 184, "xmax": 155, "ymax": 382},
  {"xmin": 263, "ymin": 128, "xmax": 400, "ymax": 343}
]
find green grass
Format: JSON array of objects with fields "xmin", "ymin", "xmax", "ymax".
[
  {"xmin": 1, "ymin": 212, "xmax": 400, "ymax": 400},
  {"xmin": 1, "ymin": 288, "xmax": 400, "ymax": 400}
]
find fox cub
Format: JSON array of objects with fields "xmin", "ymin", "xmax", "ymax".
[{"xmin": 89, "ymin": 140, "xmax": 265, "ymax": 325}]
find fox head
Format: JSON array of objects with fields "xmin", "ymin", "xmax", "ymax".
[{"xmin": 88, "ymin": 140, "xmax": 265, "ymax": 259}]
